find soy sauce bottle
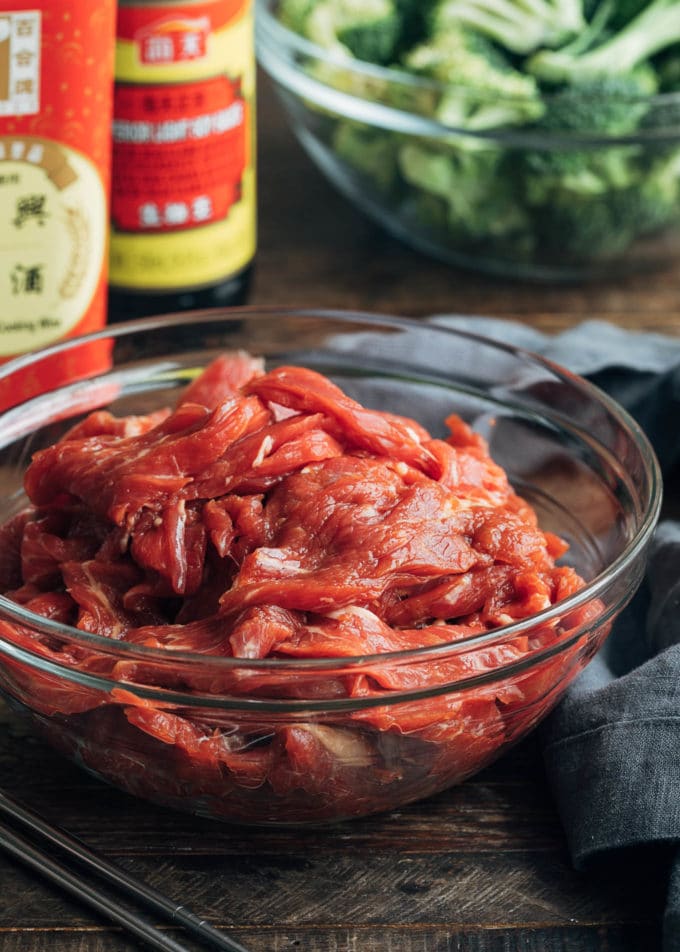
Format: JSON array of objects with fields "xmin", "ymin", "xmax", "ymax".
[{"xmin": 108, "ymin": 0, "xmax": 256, "ymax": 321}]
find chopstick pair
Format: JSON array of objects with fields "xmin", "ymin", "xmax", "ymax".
[{"xmin": 0, "ymin": 789, "xmax": 251, "ymax": 952}]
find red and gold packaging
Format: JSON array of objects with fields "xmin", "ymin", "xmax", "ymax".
[
  {"xmin": 110, "ymin": 0, "xmax": 256, "ymax": 300},
  {"xmin": 0, "ymin": 3, "xmax": 115, "ymax": 409}
]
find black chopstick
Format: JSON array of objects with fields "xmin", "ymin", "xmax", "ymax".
[
  {"xmin": 0, "ymin": 790, "xmax": 250, "ymax": 952},
  {"xmin": 0, "ymin": 819, "xmax": 196, "ymax": 952}
]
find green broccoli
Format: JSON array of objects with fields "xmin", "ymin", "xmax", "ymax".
[
  {"xmin": 332, "ymin": 121, "xmax": 400, "ymax": 192},
  {"xmin": 528, "ymin": 0, "xmax": 680, "ymax": 82},
  {"xmin": 634, "ymin": 149, "xmax": 680, "ymax": 232},
  {"xmin": 657, "ymin": 50, "xmax": 680, "ymax": 92},
  {"xmin": 278, "ymin": 0, "xmax": 318, "ymax": 34},
  {"xmin": 524, "ymin": 142, "xmax": 680, "ymax": 263},
  {"xmin": 398, "ymin": 141, "xmax": 532, "ymax": 243},
  {"xmin": 403, "ymin": 186, "xmax": 537, "ymax": 263},
  {"xmin": 520, "ymin": 71, "xmax": 658, "ymax": 186},
  {"xmin": 530, "ymin": 164, "xmax": 680, "ymax": 262},
  {"xmin": 530, "ymin": 189, "xmax": 637, "ymax": 260},
  {"xmin": 336, "ymin": 8, "xmax": 401, "ymax": 63},
  {"xmin": 639, "ymin": 96, "xmax": 680, "ymax": 143},
  {"xmin": 300, "ymin": 0, "xmax": 402, "ymax": 65},
  {"xmin": 522, "ymin": 147, "xmax": 637, "ymax": 205},
  {"xmin": 404, "ymin": 26, "xmax": 543, "ymax": 129},
  {"xmin": 518, "ymin": 86, "xmax": 652, "ymax": 227},
  {"xmin": 393, "ymin": 0, "xmax": 438, "ymax": 50},
  {"xmin": 608, "ymin": 0, "xmax": 650, "ymax": 29},
  {"xmin": 552, "ymin": 71, "xmax": 658, "ymax": 134},
  {"xmin": 639, "ymin": 47, "xmax": 680, "ymax": 139},
  {"xmin": 517, "ymin": 14, "xmax": 678, "ymax": 263},
  {"xmin": 275, "ymin": 0, "xmax": 680, "ymax": 273},
  {"xmin": 405, "ymin": 191, "xmax": 450, "ymax": 234},
  {"xmin": 582, "ymin": 0, "xmax": 604, "ymax": 19},
  {"xmin": 428, "ymin": 0, "xmax": 585, "ymax": 55}
]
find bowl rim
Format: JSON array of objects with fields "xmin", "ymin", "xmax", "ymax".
[
  {"xmin": 256, "ymin": 0, "xmax": 680, "ymax": 146},
  {"xmin": 0, "ymin": 306, "xmax": 663, "ymax": 676}
]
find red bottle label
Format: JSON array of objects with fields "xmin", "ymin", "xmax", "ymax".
[
  {"xmin": 112, "ymin": 75, "xmax": 247, "ymax": 233},
  {"xmin": 0, "ymin": 3, "xmax": 115, "ymax": 410},
  {"xmin": 110, "ymin": 0, "xmax": 256, "ymax": 293}
]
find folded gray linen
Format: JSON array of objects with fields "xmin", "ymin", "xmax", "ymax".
[{"xmin": 432, "ymin": 315, "xmax": 680, "ymax": 951}]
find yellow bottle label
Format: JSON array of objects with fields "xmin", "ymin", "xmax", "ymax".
[
  {"xmin": 0, "ymin": 135, "xmax": 107, "ymax": 356},
  {"xmin": 110, "ymin": 0, "xmax": 255, "ymax": 292}
]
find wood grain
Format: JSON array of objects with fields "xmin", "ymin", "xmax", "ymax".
[
  {"xmin": 0, "ymin": 925, "xmax": 662, "ymax": 952},
  {"xmin": 0, "ymin": 846, "xmax": 662, "ymax": 929},
  {"xmin": 0, "ymin": 702, "xmax": 667, "ymax": 952}
]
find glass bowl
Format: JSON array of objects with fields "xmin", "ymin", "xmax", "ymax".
[
  {"xmin": 256, "ymin": 0, "xmax": 680, "ymax": 282},
  {"xmin": 0, "ymin": 309, "xmax": 662, "ymax": 824}
]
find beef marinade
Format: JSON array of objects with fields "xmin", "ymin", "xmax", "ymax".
[{"xmin": 0, "ymin": 354, "xmax": 597, "ymax": 821}]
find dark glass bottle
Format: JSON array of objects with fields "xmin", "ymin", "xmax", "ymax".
[
  {"xmin": 108, "ymin": 264, "xmax": 252, "ymax": 320},
  {"xmin": 108, "ymin": 0, "xmax": 256, "ymax": 321}
]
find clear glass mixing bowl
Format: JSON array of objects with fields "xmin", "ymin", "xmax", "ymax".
[
  {"xmin": 257, "ymin": 0, "xmax": 680, "ymax": 282},
  {"xmin": 0, "ymin": 309, "xmax": 662, "ymax": 823}
]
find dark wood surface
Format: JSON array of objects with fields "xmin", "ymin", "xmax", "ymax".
[{"xmin": 1, "ymin": 73, "xmax": 678, "ymax": 952}]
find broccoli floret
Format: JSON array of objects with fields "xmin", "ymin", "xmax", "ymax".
[
  {"xmin": 399, "ymin": 141, "xmax": 471, "ymax": 203},
  {"xmin": 521, "ymin": 71, "xmax": 658, "ymax": 184},
  {"xmin": 522, "ymin": 148, "xmax": 638, "ymax": 206},
  {"xmin": 608, "ymin": 0, "xmax": 650, "ymax": 29},
  {"xmin": 526, "ymin": 145, "xmax": 680, "ymax": 262},
  {"xmin": 561, "ymin": 70, "xmax": 659, "ymax": 133},
  {"xmin": 517, "ymin": 76, "xmax": 659, "ymax": 246},
  {"xmin": 634, "ymin": 149, "xmax": 680, "ymax": 232},
  {"xmin": 404, "ymin": 186, "xmax": 536, "ymax": 262},
  {"xmin": 519, "ymin": 77, "xmax": 658, "ymax": 208},
  {"xmin": 403, "ymin": 26, "xmax": 543, "ymax": 129},
  {"xmin": 528, "ymin": 0, "xmax": 680, "ymax": 82},
  {"xmin": 398, "ymin": 141, "xmax": 532, "ymax": 243},
  {"xmin": 639, "ymin": 95, "xmax": 680, "ymax": 141},
  {"xmin": 332, "ymin": 122, "xmax": 400, "ymax": 192},
  {"xmin": 392, "ymin": 0, "xmax": 438, "ymax": 50},
  {"xmin": 638, "ymin": 48, "xmax": 680, "ymax": 140},
  {"xmin": 301, "ymin": 0, "xmax": 402, "ymax": 64},
  {"xmin": 278, "ymin": 0, "xmax": 317, "ymax": 34},
  {"xmin": 428, "ymin": 0, "xmax": 585, "ymax": 55},
  {"xmin": 657, "ymin": 50, "xmax": 680, "ymax": 91},
  {"xmin": 520, "ymin": 25, "xmax": 675, "ymax": 253},
  {"xmin": 406, "ymin": 191, "xmax": 450, "ymax": 233},
  {"xmin": 531, "ymin": 177, "xmax": 678, "ymax": 261},
  {"xmin": 337, "ymin": 12, "xmax": 401, "ymax": 63},
  {"xmin": 582, "ymin": 0, "xmax": 603, "ymax": 19},
  {"xmin": 530, "ymin": 190, "xmax": 637, "ymax": 259}
]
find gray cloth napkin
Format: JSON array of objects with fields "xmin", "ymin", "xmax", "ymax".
[{"xmin": 433, "ymin": 316, "xmax": 680, "ymax": 951}]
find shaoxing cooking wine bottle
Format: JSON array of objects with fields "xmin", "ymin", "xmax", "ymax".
[
  {"xmin": 108, "ymin": 0, "xmax": 256, "ymax": 321},
  {"xmin": 0, "ymin": 2, "xmax": 115, "ymax": 409}
]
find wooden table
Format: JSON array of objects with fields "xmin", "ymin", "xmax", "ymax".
[{"xmin": 1, "ymin": 73, "xmax": 678, "ymax": 952}]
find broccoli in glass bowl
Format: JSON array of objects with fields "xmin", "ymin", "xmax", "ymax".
[{"xmin": 257, "ymin": 0, "xmax": 680, "ymax": 280}]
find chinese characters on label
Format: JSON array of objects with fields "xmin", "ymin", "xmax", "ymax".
[
  {"xmin": 139, "ymin": 194, "xmax": 213, "ymax": 228},
  {"xmin": 10, "ymin": 263, "xmax": 43, "ymax": 295},
  {"xmin": 139, "ymin": 17, "xmax": 209, "ymax": 64},
  {"xmin": 14, "ymin": 192, "xmax": 47, "ymax": 226},
  {"xmin": 0, "ymin": 11, "xmax": 40, "ymax": 117},
  {"xmin": 111, "ymin": 80, "xmax": 246, "ymax": 233}
]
